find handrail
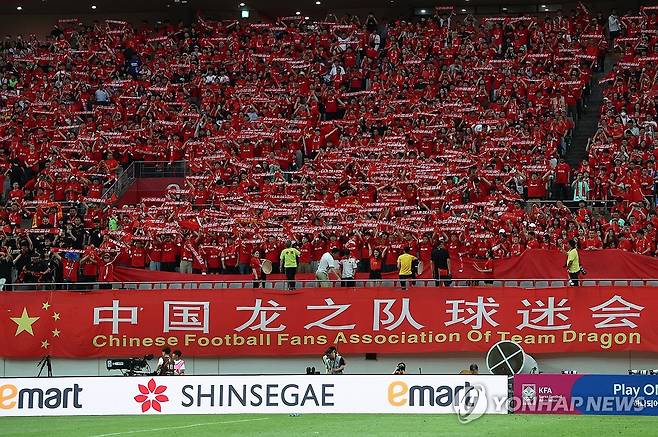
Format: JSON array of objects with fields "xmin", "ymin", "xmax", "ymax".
[
  {"xmin": 102, "ymin": 162, "xmax": 136, "ymax": 200},
  {"xmin": 5, "ymin": 277, "xmax": 658, "ymax": 291}
]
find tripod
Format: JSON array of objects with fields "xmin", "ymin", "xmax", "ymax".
[{"xmin": 37, "ymin": 355, "xmax": 52, "ymax": 377}]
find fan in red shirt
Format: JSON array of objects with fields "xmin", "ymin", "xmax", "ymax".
[
  {"xmin": 98, "ymin": 251, "xmax": 118, "ymax": 289},
  {"xmin": 80, "ymin": 246, "xmax": 99, "ymax": 283},
  {"xmin": 128, "ymin": 240, "xmax": 148, "ymax": 269},
  {"xmin": 53, "ymin": 250, "xmax": 81, "ymax": 289},
  {"xmin": 581, "ymin": 230, "xmax": 603, "ymax": 250},
  {"xmin": 250, "ymin": 250, "xmax": 266, "ymax": 288}
]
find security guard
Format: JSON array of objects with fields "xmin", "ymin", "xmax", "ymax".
[{"xmin": 280, "ymin": 241, "xmax": 301, "ymax": 290}]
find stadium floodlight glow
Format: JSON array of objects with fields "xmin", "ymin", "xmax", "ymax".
[
  {"xmin": 501, "ymin": 7, "xmax": 508, "ymax": 11},
  {"xmin": 305, "ymin": 16, "xmax": 309, "ymax": 19},
  {"xmin": 295, "ymin": 11, "xmax": 301, "ymax": 15},
  {"xmin": 239, "ymin": 2, "xmax": 245, "ymax": 6},
  {"xmin": 16, "ymin": 6, "xmax": 23, "ymax": 10},
  {"xmin": 420, "ymin": 9, "xmax": 426, "ymax": 14},
  {"xmin": 461, "ymin": 8, "xmax": 466, "ymax": 12},
  {"xmin": 541, "ymin": 4, "xmax": 546, "ymax": 7},
  {"xmin": 315, "ymin": 1, "xmax": 321, "ymax": 4},
  {"xmin": 91, "ymin": 5, "xmax": 97, "ymax": 9}
]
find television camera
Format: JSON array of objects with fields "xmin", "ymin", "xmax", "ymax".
[{"xmin": 106, "ymin": 355, "xmax": 154, "ymax": 376}]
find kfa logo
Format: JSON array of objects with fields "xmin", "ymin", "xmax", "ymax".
[
  {"xmin": 134, "ymin": 379, "xmax": 169, "ymax": 413},
  {"xmin": 522, "ymin": 384, "xmax": 537, "ymax": 402}
]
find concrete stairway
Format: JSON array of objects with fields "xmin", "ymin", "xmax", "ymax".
[{"xmin": 564, "ymin": 54, "xmax": 617, "ymax": 168}]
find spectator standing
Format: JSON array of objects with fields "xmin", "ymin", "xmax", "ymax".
[
  {"xmin": 368, "ymin": 248, "xmax": 383, "ymax": 281},
  {"xmin": 553, "ymin": 158, "xmax": 571, "ymax": 200},
  {"xmin": 608, "ymin": 10, "xmax": 621, "ymax": 41},
  {"xmin": 250, "ymin": 250, "xmax": 266, "ymax": 289},
  {"xmin": 339, "ymin": 249, "xmax": 358, "ymax": 287},
  {"xmin": 572, "ymin": 173, "xmax": 589, "ymax": 203},
  {"xmin": 431, "ymin": 240, "xmax": 451, "ymax": 287}
]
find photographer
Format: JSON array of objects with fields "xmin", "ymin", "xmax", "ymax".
[
  {"xmin": 156, "ymin": 347, "xmax": 174, "ymax": 376},
  {"xmin": 393, "ymin": 362, "xmax": 406, "ymax": 375},
  {"xmin": 322, "ymin": 346, "xmax": 346, "ymax": 374}
]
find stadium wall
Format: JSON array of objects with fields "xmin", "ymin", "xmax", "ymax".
[{"xmin": 3, "ymin": 352, "xmax": 658, "ymax": 377}]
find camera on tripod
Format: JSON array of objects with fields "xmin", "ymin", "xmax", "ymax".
[{"xmin": 106, "ymin": 354, "xmax": 154, "ymax": 376}]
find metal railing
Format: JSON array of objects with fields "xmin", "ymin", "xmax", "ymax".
[
  {"xmin": 102, "ymin": 162, "xmax": 136, "ymax": 201},
  {"xmin": 133, "ymin": 160, "xmax": 190, "ymax": 178},
  {"xmin": 6, "ymin": 278, "xmax": 658, "ymax": 292}
]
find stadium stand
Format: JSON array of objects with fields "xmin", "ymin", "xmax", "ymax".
[{"xmin": 0, "ymin": 5, "xmax": 656, "ymax": 287}]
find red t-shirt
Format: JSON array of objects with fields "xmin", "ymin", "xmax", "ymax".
[
  {"xmin": 129, "ymin": 246, "xmax": 147, "ymax": 268},
  {"xmin": 98, "ymin": 262, "xmax": 114, "ymax": 282}
]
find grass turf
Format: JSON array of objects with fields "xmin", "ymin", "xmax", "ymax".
[{"xmin": 1, "ymin": 414, "xmax": 657, "ymax": 437}]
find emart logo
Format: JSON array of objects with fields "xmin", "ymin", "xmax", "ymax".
[
  {"xmin": 387, "ymin": 380, "xmax": 488, "ymax": 423},
  {"xmin": 387, "ymin": 381, "xmax": 483, "ymax": 407},
  {"xmin": 0, "ymin": 383, "xmax": 82, "ymax": 410},
  {"xmin": 134, "ymin": 379, "xmax": 169, "ymax": 413}
]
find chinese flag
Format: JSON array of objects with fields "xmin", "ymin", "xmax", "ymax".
[{"xmin": 0, "ymin": 292, "xmax": 61, "ymax": 357}]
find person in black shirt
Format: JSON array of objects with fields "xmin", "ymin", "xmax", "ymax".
[
  {"xmin": 22, "ymin": 255, "xmax": 46, "ymax": 284},
  {"xmin": 0, "ymin": 251, "xmax": 13, "ymax": 291},
  {"xmin": 431, "ymin": 240, "xmax": 451, "ymax": 287},
  {"xmin": 12, "ymin": 242, "xmax": 32, "ymax": 282}
]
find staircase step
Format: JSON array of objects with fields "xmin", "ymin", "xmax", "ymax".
[{"xmin": 564, "ymin": 53, "xmax": 614, "ymax": 168}]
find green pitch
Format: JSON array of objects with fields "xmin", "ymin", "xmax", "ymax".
[{"xmin": 1, "ymin": 414, "xmax": 657, "ymax": 437}]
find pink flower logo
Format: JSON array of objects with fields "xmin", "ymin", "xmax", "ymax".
[{"xmin": 134, "ymin": 378, "xmax": 169, "ymax": 412}]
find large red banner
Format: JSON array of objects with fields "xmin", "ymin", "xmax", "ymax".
[{"xmin": 0, "ymin": 287, "xmax": 654, "ymax": 358}]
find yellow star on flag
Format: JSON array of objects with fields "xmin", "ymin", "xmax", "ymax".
[
  {"xmin": 10, "ymin": 308, "xmax": 39, "ymax": 336},
  {"xmin": 41, "ymin": 340, "xmax": 49, "ymax": 349},
  {"xmin": 42, "ymin": 302, "xmax": 51, "ymax": 310},
  {"xmin": 52, "ymin": 312, "xmax": 60, "ymax": 321},
  {"xmin": 52, "ymin": 329, "xmax": 60, "ymax": 338}
]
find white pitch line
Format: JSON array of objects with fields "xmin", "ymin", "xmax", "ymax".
[{"xmin": 90, "ymin": 417, "xmax": 269, "ymax": 437}]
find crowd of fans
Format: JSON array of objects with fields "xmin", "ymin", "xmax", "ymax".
[{"xmin": 0, "ymin": 5, "xmax": 656, "ymax": 286}]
